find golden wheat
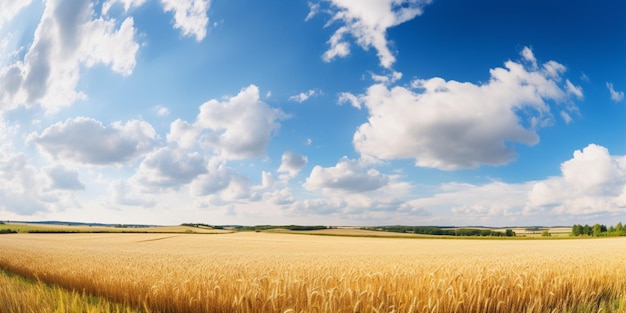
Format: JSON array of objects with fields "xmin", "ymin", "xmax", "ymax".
[
  {"xmin": 0, "ymin": 269, "xmax": 138, "ymax": 313},
  {"xmin": 0, "ymin": 232, "xmax": 625, "ymax": 312}
]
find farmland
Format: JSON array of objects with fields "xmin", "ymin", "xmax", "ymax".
[
  {"xmin": 0, "ymin": 222, "xmax": 232, "ymax": 234},
  {"xmin": 0, "ymin": 232, "xmax": 625, "ymax": 312}
]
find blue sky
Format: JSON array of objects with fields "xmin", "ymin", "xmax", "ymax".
[{"xmin": 0, "ymin": 0, "xmax": 624, "ymax": 226}]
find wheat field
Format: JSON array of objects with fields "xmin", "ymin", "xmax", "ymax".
[{"xmin": 0, "ymin": 232, "xmax": 625, "ymax": 312}]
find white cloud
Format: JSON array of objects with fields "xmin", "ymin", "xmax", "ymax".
[
  {"xmin": 370, "ymin": 71, "xmax": 402, "ymax": 85},
  {"xmin": 110, "ymin": 180, "xmax": 155, "ymax": 207},
  {"xmin": 154, "ymin": 105, "xmax": 170, "ymax": 116},
  {"xmin": 418, "ymin": 181, "xmax": 531, "ymax": 222},
  {"xmin": 305, "ymin": 2, "xmax": 320, "ymax": 22},
  {"xmin": 277, "ymin": 151, "xmax": 308, "ymax": 179},
  {"xmin": 565, "ymin": 79, "xmax": 583, "ymax": 99},
  {"xmin": 161, "ymin": 0, "xmax": 210, "ymax": 41},
  {"xmin": 561, "ymin": 145, "xmax": 624, "ymax": 194},
  {"xmin": 560, "ymin": 111, "xmax": 572, "ymax": 124},
  {"xmin": 526, "ymin": 144, "xmax": 626, "ymax": 216},
  {"xmin": 0, "ymin": 0, "xmax": 32, "ymax": 29},
  {"xmin": 607, "ymin": 82, "xmax": 624, "ymax": 102},
  {"xmin": 103, "ymin": 0, "xmax": 210, "ymax": 41},
  {"xmin": 0, "ymin": 147, "xmax": 79, "ymax": 215},
  {"xmin": 304, "ymin": 157, "xmax": 389, "ymax": 193},
  {"xmin": 32, "ymin": 117, "xmax": 157, "ymax": 165},
  {"xmin": 168, "ymin": 84, "xmax": 287, "ymax": 160},
  {"xmin": 520, "ymin": 46, "xmax": 537, "ymax": 69},
  {"xmin": 135, "ymin": 146, "xmax": 207, "ymax": 190},
  {"xmin": 290, "ymin": 197, "xmax": 347, "ymax": 216},
  {"xmin": 338, "ymin": 92, "xmax": 360, "ymax": 109},
  {"xmin": 167, "ymin": 119, "xmax": 199, "ymax": 149},
  {"xmin": 352, "ymin": 48, "xmax": 580, "ymax": 170},
  {"xmin": 289, "ymin": 176, "xmax": 420, "ymax": 223},
  {"xmin": 190, "ymin": 164, "xmax": 250, "ymax": 200},
  {"xmin": 0, "ymin": 0, "xmax": 139, "ymax": 113},
  {"xmin": 260, "ymin": 171, "xmax": 275, "ymax": 189},
  {"xmin": 316, "ymin": 0, "xmax": 432, "ymax": 68},
  {"xmin": 101, "ymin": 0, "xmax": 147, "ymax": 14},
  {"xmin": 263, "ymin": 188, "xmax": 296, "ymax": 206},
  {"xmin": 541, "ymin": 60, "xmax": 566, "ymax": 78},
  {"xmin": 44, "ymin": 165, "xmax": 84, "ymax": 190},
  {"xmin": 289, "ymin": 89, "xmax": 320, "ymax": 103},
  {"xmin": 402, "ymin": 144, "xmax": 626, "ymax": 225},
  {"xmin": 190, "ymin": 164, "xmax": 236, "ymax": 195}
]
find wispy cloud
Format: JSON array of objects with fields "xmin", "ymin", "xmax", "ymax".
[
  {"xmin": 289, "ymin": 89, "xmax": 321, "ymax": 103},
  {"xmin": 607, "ymin": 82, "xmax": 624, "ymax": 102},
  {"xmin": 314, "ymin": 0, "xmax": 432, "ymax": 69}
]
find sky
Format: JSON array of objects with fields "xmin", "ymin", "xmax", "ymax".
[{"xmin": 0, "ymin": 0, "xmax": 625, "ymax": 226}]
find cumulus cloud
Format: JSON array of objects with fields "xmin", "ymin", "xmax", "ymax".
[
  {"xmin": 607, "ymin": 82, "xmax": 624, "ymax": 102},
  {"xmin": 32, "ymin": 117, "xmax": 157, "ymax": 165},
  {"xmin": 190, "ymin": 164, "xmax": 250, "ymax": 200},
  {"xmin": 167, "ymin": 119, "xmax": 198, "ymax": 149},
  {"xmin": 44, "ymin": 165, "xmax": 84, "ymax": 190},
  {"xmin": 403, "ymin": 144, "xmax": 626, "ymax": 224},
  {"xmin": 351, "ymin": 47, "xmax": 580, "ymax": 170},
  {"xmin": 277, "ymin": 151, "xmax": 308, "ymax": 179},
  {"xmin": 161, "ymin": 0, "xmax": 210, "ymax": 41},
  {"xmin": 527, "ymin": 144, "xmax": 626, "ymax": 216},
  {"xmin": 304, "ymin": 157, "xmax": 389, "ymax": 193},
  {"xmin": 289, "ymin": 89, "xmax": 320, "ymax": 103},
  {"xmin": 167, "ymin": 84, "xmax": 287, "ymax": 159},
  {"xmin": 0, "ymin": 147, "xmax": 77, "ymax": 215},
  {"xmin": 135, "ymin": 147, "xmax": 207, "ymax": 190},
  {"xmin": 263, "ymin": 188, "xmax": 296, "ymax": 205},
  {"xmin": 314, "ymin": 0, "xmax": 432, "ymax": 68},
  {"xmin": 260, "ymin": 171, "xmax": 275, "ymax": 189},
  {"xmin": 561, "ymin": 144, "xmax": 623, "ymax": 194},
  {"xmin": 0, "ymin": 0, "xmax": 139, "ymax": 112}
]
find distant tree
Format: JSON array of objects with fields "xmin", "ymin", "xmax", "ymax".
[
  {"xmin": 592, "ymin": 224, "xmax": 603, "ymax": 237},
  {"xmin": 617, "ymin": 222, "xmax": 624, "ymax": 235},
  {"xmin": 609, "ymin": 225, "xmax": 616, "ymax": 233},
  {"xmin": 583, "ymin": 224, "xmax": 591, "ymax": 236},
  {"xmin": 542, "ymin": 230, "xmax": 551, "ymax": 237},
  {"xmin": 479, "ymin": 230, "xmax": 492, "ymax": 236},
  {"xmin": 505, "ymin": 229, "xmax": 515, "ymax": 237},
  {"xmin": 571, "ymin": 224, "xmax": 582, "ymax": 236}
]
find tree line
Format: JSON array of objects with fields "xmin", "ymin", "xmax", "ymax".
[
  {"xmin": 571, "ymin": 222, "xmax": 626, "ymax": 237},
  {"xmin": 361, "ymin": 226, "xmax": 516, "ymax": 237}
]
